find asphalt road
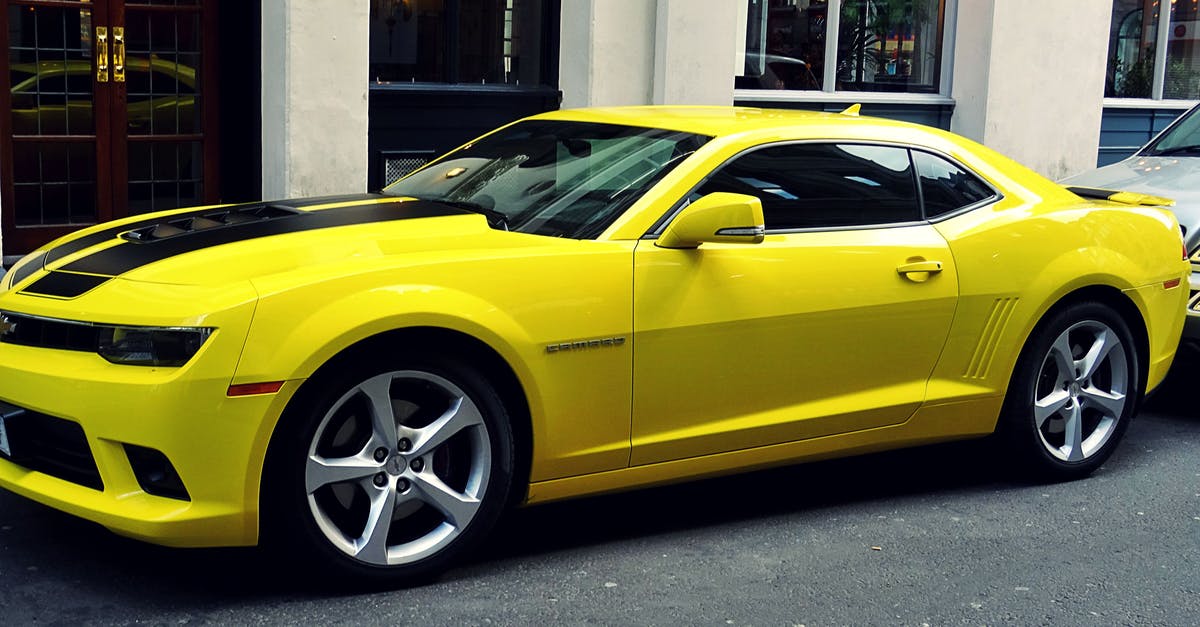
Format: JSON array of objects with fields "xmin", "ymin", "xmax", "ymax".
[{"xmin": 2, "ymin": 351, "xmax": 1197, "ymax": 625}]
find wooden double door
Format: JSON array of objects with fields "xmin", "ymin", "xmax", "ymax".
[{"xmin": 1, "ymin": 0, "xmax": 217, "ymax": 255}]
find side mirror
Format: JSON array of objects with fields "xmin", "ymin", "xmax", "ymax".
[{"xmin": 656, "ymin": 192, "xmax": 766, "ymax": 249}]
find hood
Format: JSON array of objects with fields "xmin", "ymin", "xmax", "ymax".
[
  {"xmin": 1063, "ymin": 155, "xmax": 1200, "ymax": 252},
  {"xmin": 3, "ymin": 194, "xmax": 523, "ymax": 298}
]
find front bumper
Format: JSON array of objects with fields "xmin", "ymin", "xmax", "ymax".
[{"xmin": 0, "ymin": 292, "xmax": 294, "ymax": 547}]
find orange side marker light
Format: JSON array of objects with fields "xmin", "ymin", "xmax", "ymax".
[{"xmin": 227, "ymin": 381, "xmax": 285, "ymax": 397}]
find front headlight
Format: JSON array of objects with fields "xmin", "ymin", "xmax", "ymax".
[
  {"xmin": 96, "ymin": 325, "xmax": 213, "ymax": 366},
  {"xmin": 0, "ymin": 311, "xmax": 212, "ymax": 367}
]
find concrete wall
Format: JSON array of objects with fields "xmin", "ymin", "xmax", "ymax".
[
  {"xmin": 652, "ymin": 0, "xmax": 739, "ymax": 105},
  {"xmin": 559, "ymin": 0, "xmax": 657, "ymax": 108},
  {"xmin": 560, "ymin": 0, "xmax": 737, "ymax": 108},
  {"xmin": 951, "ymin": 0, "xmax": 1112, "ymax": 180},
  {"xmin": 261, "ymin": 1, "xmax": 370, "ymax": 199}
]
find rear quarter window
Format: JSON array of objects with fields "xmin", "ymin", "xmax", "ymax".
[{"xmin": 913, "ymin": 150, "xmax": 996, "ymax": 218}]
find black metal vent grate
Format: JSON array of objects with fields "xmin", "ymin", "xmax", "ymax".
[
  {"xmin": 0, "ymin": 402, "xmax": 102, "ymax": 491},
  {"xmin": 1, "ymin": 312, "xmax": 100, "ymax": 352},
  {"xmin": 121, "ymin": 204, "xmax": 301, "ymax": 242}
]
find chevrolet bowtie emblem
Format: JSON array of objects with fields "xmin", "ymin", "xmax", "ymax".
[{"xmin": 0, "ymin": 315, "xmax": 15, "ymax": 336}]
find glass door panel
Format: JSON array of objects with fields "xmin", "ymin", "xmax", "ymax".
[
  {"xmin": 2, "ymin": 0, "xmax": 215, "ymax": 255},
  {"xmin": 4, "ymin": 1, "xmax": 107, "ymax": 242},
  {"xmin": 122, "ymin": 3, "xmax": 204, "ymax": 214}
]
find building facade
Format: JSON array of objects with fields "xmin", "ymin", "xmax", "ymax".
[{"xmin": 1, "ymin": 0, "xmax": 1195, "ymax": 261}]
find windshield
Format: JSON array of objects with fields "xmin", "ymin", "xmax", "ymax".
[
  {"xmin": 382, "ymin": 120, "xmax": 710, "ymax": 239},
  {"xmin": 1142, "ymin": 106, "xmax": 1200, "ymax": 156}
]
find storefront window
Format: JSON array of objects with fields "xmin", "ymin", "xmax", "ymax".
[
  {"xmin": 1106, "ymin": 0, "xmax": 1200, "ymax": 100},
  {"xmin": 369, "ymin": 0, "xmax": 546, "ymax": 86},
  {"xmin": 1165, "ymin": 0, "xmax": 1200, "ymax": 98},
  {"xmin": 1106, "ymin": 1, "xmax": 1158, "ymax": 97},
  {"xmin": 737, "ymin": 0, "xmax": 944, "ymax": 94}
]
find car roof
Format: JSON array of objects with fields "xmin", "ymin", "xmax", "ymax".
[{"xmin": 533, "ymin": 105, "xmax": 924, "ymax": 139}]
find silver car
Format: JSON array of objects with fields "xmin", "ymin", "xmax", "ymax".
[{"xmin": 1062, "ymin": 107, "xmax": 1200, "ymax": 349}]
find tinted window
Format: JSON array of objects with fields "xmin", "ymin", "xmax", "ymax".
[
  {"xmin": 1142, "ymin": 105, "xmax": 1200, "ymax": 156},
  {"xmin": 913, "ymin": 151, "xmax": 995, "ymax": 218},
  {"xmin": 384, "ymin": 120, "xmax": 710, "ymax": 239},
  {"xmin": 695, "ymin": 143, "xmax": 920, "ymax": 229}
]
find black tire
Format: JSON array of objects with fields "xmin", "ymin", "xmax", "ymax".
[
  {"xmin": 262, "ymin": 353, "xmax": 515, "ymax": 586},
  {"xmin": 998, "ymin": 301, "xmax": 1141, "ymax": 481}
]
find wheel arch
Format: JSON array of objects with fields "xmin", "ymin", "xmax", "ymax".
[
  {"xmin": 991, "ymin": 285, "xmax": 1150, "ymax": 480},
  {"xmin": 1013, "ymin": 284, "xmax": 1150, "ymax": 399},
  {"xmin": 257, "ymin": 325, "xmax": 535, "ymax": 537}
]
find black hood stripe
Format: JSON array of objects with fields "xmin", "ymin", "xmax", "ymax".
[
  {"xmin": 43, "ymin": 193, "xmax": 387, "ymax": 267},
  {"xmin": 21, "ymin": 271, "xmax": 111, "ymax": 299},
  {"xmin": 56, "ymin": 199, "xmax": 466, "ymax": 277},
  {"xmin": 7, "ymin": 251, "xmax": 48, "ymax": 287}
]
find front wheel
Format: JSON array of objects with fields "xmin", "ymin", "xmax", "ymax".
[
  {"xmin": 999, "ymin": 302, "xmax": 1141, "ymax": 481},
  {"xmin": 265, "ymin": 356, "xmax": 515, "ymax": 585}
]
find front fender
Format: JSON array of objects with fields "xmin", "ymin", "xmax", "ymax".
[{"xmin": 232, "ymin": 282, "xmax": 535, "ymax": 387}]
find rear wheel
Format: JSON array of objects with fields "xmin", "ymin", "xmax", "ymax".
[
  {"xmin": 999, "ymin": 302, "xmax": 1141, "ymax": 481},
  {"xmin": 265, "ymin": 356, "xmax": 515, "ymax": 584}
]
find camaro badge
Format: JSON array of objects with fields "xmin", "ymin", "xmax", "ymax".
[{"xmin": 545, "ymin": 336, "xmax": 626, "ymax": 353}]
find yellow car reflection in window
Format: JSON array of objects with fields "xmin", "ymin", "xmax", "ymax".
[{"xmin": 10, "ymin": 57, "xmax": 194, "ymax": 135}]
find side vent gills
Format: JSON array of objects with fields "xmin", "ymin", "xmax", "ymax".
[
  {"xmin": 964, "ymin": 297, "xmax": 1019, "ymax": 380},
  {"xmin": 121, "ymin": 205, "xmax": 303, "ymax": 243}
]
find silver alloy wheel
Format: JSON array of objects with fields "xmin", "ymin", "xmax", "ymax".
[
  {"xmin": 1032, "ymin": 320, "xmax": 1129, "ymax": 462},
  {"xmin": 304, "ymin": 370, "xmax": 492, "ymax": 566}
]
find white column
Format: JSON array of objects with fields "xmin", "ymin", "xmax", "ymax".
[
  {"xmin": 559, "ymin": 0, "xmax": 738, "ymax": 108},
  {"xmin": 652, "ymin": 0, "xmax": 738, "ymax": 105},
  {"xmin": 559, "ymin": 0, "xmax": 657, "ymax": 108},
  {"xmin": 950, "ymin": 0, "xmax": 1112, "ymax": 180},
  {"xmin": 261, "ymin": 1, "xmax": 370, "ymax": 199}
]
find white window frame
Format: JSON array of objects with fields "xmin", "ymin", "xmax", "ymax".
[
  {"xmin": 734, "ymin": 0, "xmax": 957, "ymax": 106},
  {"xmin": 1105, "ymin": 3, "xmax": 1199, "ymax": 107}
]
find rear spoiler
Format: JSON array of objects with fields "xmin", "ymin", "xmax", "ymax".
[{"xmin": 1065, "ymin": 186, "xmax": 1175, "ymax": 207}]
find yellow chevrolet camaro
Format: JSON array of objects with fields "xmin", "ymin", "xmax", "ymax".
[{"xmin": 0, "ymin": 106, "xmax": 1190, "ymax": 583}]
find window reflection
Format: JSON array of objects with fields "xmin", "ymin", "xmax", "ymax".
[
  {"xmin": 1165, "ymin": 0, "xmax": 1200, "ymax": 99},
  {"xmin": 738, "ymin": 0, "xmax": 943, "ymax": 94},
  {"xmin": 1106, "ymin": 0, "xmax": 1200, "ymax": 100},
  {"xmin": 1107, "ymin": 1, "xmax": 1158, "ymax": 98},
  {"xmin": 369, "ymin": 0, "xmax": 545, "ymax": 86},
  {"xmin": 836, "ymin": 0, "xmax": 941, "ymax": 93},
  {"xmin": 740, "ymin": 0, "xmax": 829, "ymax": 90}
]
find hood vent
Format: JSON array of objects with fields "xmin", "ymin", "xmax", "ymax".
[{"xmin": 120, "ymin": 204, "xmax": 302, "ymax": 243}]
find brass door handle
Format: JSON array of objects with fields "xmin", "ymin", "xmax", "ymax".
[
  {"xmin": 96, "ymin": 27, "xmax": 109, "ymax": 82},
  {"xmin": 113, "ymin": 27, "xmax": 126, "ymax": 82}
]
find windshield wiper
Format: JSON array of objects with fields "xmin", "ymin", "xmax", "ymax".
[
  {"xmin": 411, "ymin": 197, "xmax": 509, "ymax": 231},
  {"xmin": 1144, "ymin": 144, "xmax": 1200, "ymax": 156}
]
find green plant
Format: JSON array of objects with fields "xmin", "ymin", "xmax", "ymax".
[{"xmin": 836, "ymin": 0, "xmax": 934, "ymax": 87}]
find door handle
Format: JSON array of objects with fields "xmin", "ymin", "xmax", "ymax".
[
  {"xmin": 96, "ymin": 27, "xmax": 109, "ymax": 82},
  {"xmin": 897, "ymin": 260, "xmax": 943, "ymax": 282},
  {"xmin": 113, "ymin": 27, "xmax": 126, "ymax": 83}
]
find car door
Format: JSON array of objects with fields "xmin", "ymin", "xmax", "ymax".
[{"xmin": 630, "ymin": 142, "xmax": 959, "ymax": 465}]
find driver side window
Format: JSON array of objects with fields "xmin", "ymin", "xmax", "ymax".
[{"xmin": 694, "ymin": 143, "xmax": 921, "ymax": 230}]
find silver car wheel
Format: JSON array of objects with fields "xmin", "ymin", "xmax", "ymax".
[
  {"xmin": 303, "ymin": 370, "xmax": 493, "ymax": 567},
  {"xmin": 1032, "ymin": 320, "xmax": 1129, "ymax": 463}
]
